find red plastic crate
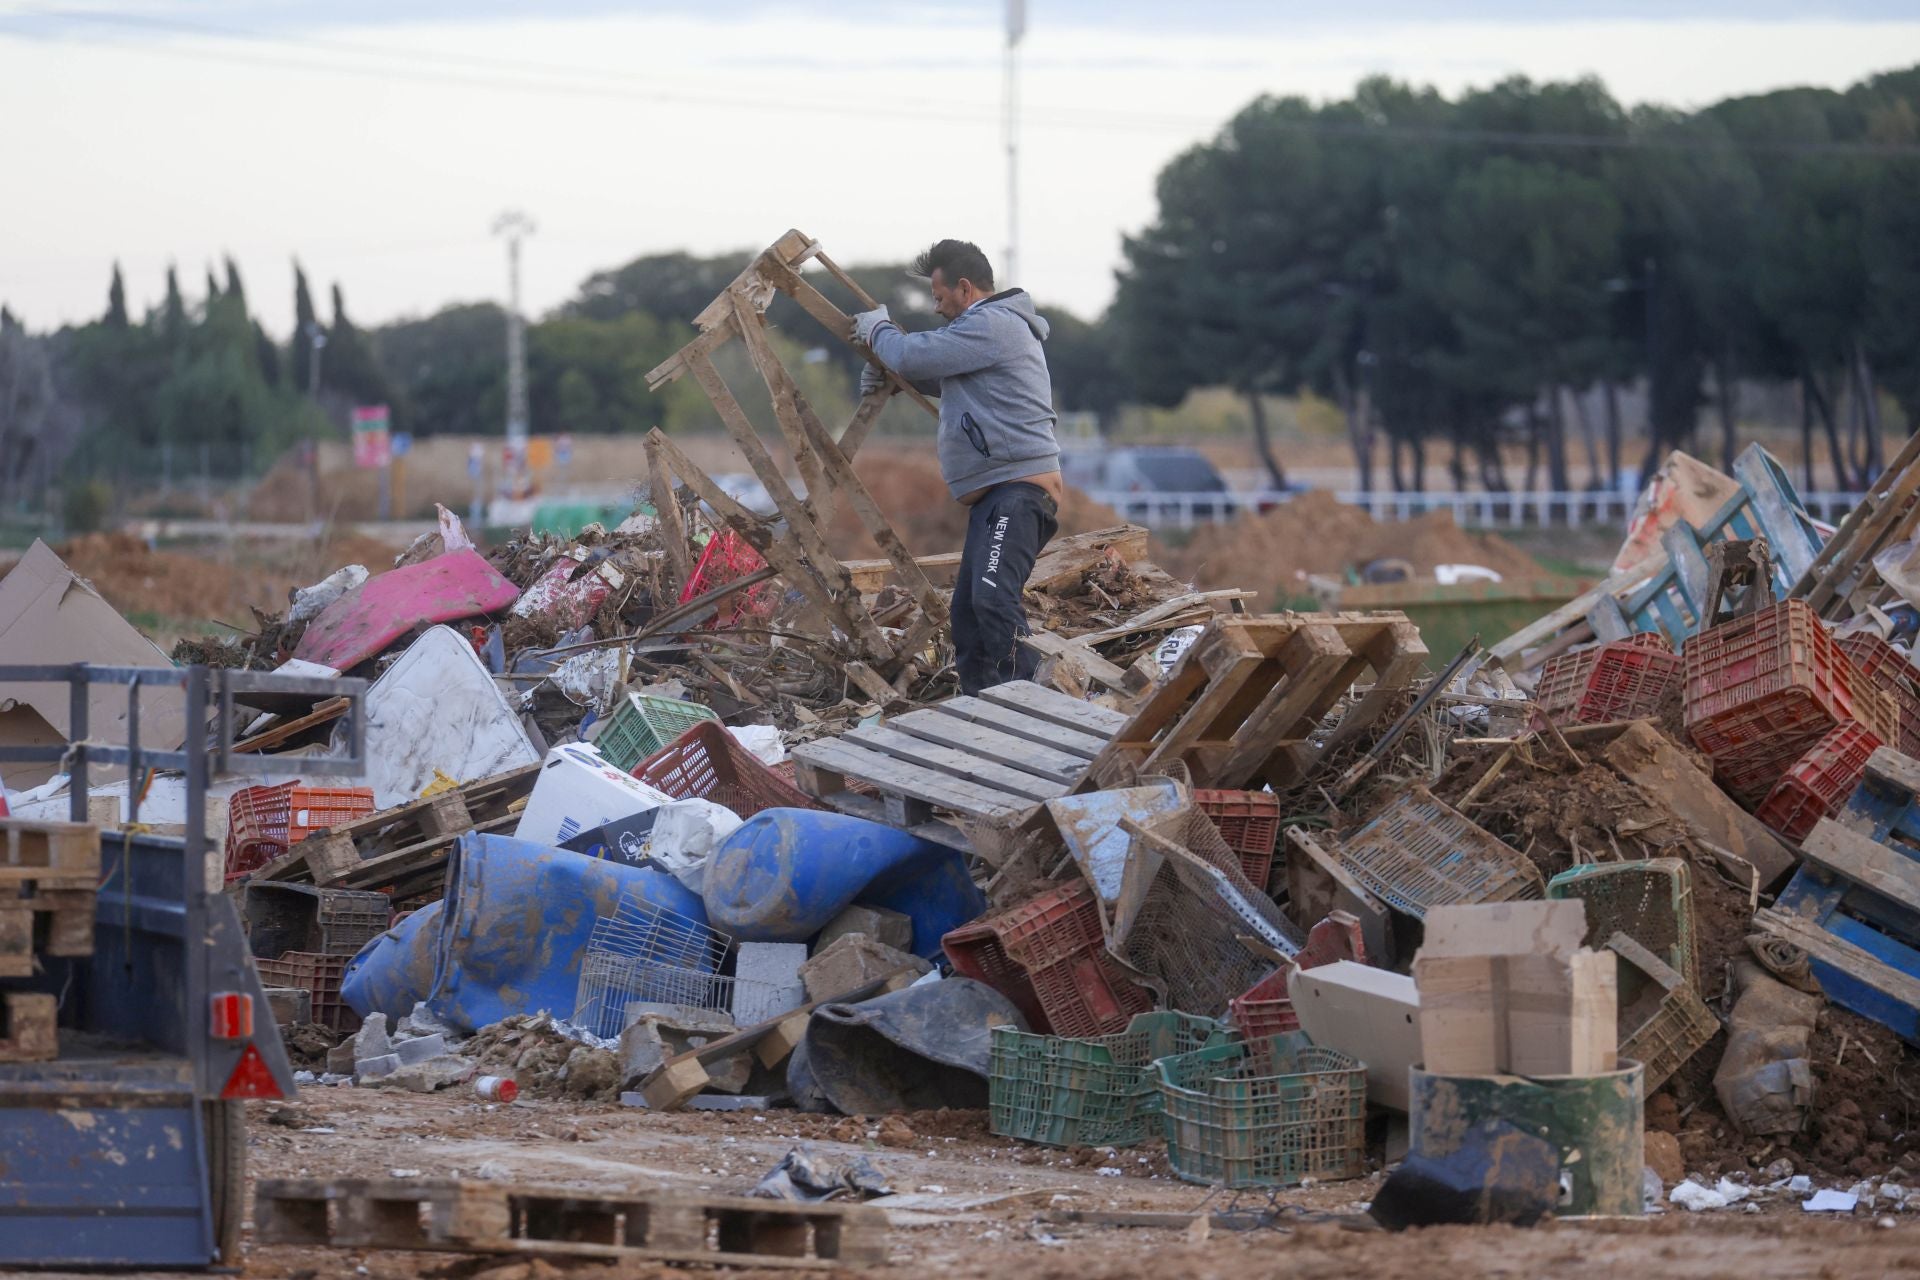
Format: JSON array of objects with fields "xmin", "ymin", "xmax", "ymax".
[
  {"xmin": 1755, "ymin": 721, "xmax": 1884, "ymax": 841},
  {"xmin": 225, "ymin": 784, "xmax": 375, "ymax": 881},
  {"xmin": 1535, "ymin": 635, "xmax": 1683, "ymax": 727},
  {"xmin": 1227, "ymin": 912, "xmax": 1368, "ymax": 1041},
  {"xmin": 943, "ymin": 919, "xmax": 1050, "ymax": 1031},
  {"xmin": 992, "ymin": 879, "xmax": 1108, "ymax": 971},
  {"xmin": 1193, "ymin": 789, "xmax": 1281, "ymax": 888},
  {"xmin": 631, "ymin": 721, "xmax": 822, "ymax": 818},
  {"xmin": 1025, "ymin": 949, "xmax": 1154, "ymax": 1038},
  {"xmin": 1838, "ymin": 634, "xmax": 1920, "ymax": 758},
  {"xmin": 253, "ymin": 949, "xmax": 359, "ymax": 1032}
]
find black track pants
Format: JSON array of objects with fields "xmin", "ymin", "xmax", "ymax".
[{"xmin": 950, "ymin": 481, "xmax": 1059, "ymax": 696}]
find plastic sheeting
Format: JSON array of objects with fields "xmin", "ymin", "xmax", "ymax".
[
  {"xmin": 701, "ymin": 809, "xmax": 985, "ymax": 959},
  {"xmin": 341, "ymin": 832, "xmax": 709, "ymax": 1033}
]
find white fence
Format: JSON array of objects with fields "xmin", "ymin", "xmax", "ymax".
[{"xmin": 1085, "ymin": 488, "xmax": 1868, "ymax": 531}]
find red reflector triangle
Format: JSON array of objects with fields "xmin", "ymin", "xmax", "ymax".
[{"xmin": 221, "ymin": 1042, "xmax": 283, "ymax": 1100}]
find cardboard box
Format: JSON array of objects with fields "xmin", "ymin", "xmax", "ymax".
[
  {"xmin": 514, "ymin": 743, "xmax": 676, "ymax": 848},
  {"xmin": 1414, "ymin": 901, "xmax": 1617, "ymax": 1077},
  {"xmin": 0, "ymin": 541, "xmax": 185, "ymax": 788},
  {"xmin": 1287, "ymin": 960, "xmax": 1422, "ymax": 1110}
]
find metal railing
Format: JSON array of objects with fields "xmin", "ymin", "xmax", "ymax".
[{"xmin": 1084, "ymin": 488, "xmax": 1869, "ymax": 530}]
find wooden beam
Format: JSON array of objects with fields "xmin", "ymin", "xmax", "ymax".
[
  {"xmin": 1801, "ymin": 819, "xmax": 1920, "ymax": 913},
  {"xmin": 730, "ymin": 292, "xmax": 832, "ymax": 511},
  {"xmin": 644, "ymin": 434, "xmax": 692, "ymax": 598},
  {"xmin": 755, "ymin": 257, "xmax": 939, "ymax": 420},
  {"xmin": 231, "ymin": 697, "xmax": 348, "ymax": 754}
]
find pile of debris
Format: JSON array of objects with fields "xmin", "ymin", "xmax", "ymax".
[{"xmin": 7, "ymin": 232, "xmax": 1920, "ymax": 1261}]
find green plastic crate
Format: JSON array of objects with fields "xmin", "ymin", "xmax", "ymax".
[
  {"xmin": 1548, "ymin": 857, "xmax": 1698, "ymax": 992},
  {"xmin": 989, "ymin": 1012, "xmax": 1233, "ymax": 1149},
  {"xmin": 1152, "ymin": 1033, "xmax": 1367, "ymax": 1188},
  {"xmin": 596, "ymin": 693, "xmax": 721, "ymax": 773}
]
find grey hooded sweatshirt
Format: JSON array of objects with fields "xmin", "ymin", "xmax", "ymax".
[{"xmin": 866, "ymin": 289, "xmax": 1060, "ymax": 500}]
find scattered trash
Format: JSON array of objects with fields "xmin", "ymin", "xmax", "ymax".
[
  {"xmin": 749, "ymin": 1146, "xmax": 892, "ymax": 1202},
  {"xmin": 1804, "ymin": 1188, "xmax": 1860, "ymax": 1212}
]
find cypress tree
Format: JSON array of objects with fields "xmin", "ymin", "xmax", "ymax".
[
  {"xmin": 291, "ymin": 261, "xmax": 317, "ymax": 395},
  {"xmin": 106, "ymin": 263, "xmax": 129, "ymax": 328}
]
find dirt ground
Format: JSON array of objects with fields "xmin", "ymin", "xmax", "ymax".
[{"xmin": 28, "ymin": 1088, "xmax": 1897, "ymax": 1279}]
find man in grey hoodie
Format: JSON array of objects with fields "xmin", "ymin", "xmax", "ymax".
[{"xmin": 851, "ymin": 239, "xmax": 1062, "ymax": 695}]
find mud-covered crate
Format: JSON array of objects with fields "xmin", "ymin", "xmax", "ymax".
[
  {"xmin": 1624, "ymin": 982, "xmax": 1720, "ymax": 1092},
  {"xmin": 1152, "ymin": 1034, "xmax": 1368, "ymax": 1188},
  {"xmin": 1756, "ymin": 721, "xmax": 1884, "ymax": 842},
  {"xmin": 943, "ymin": 920, "xmax": 1048, "ymax": 1031},
  {"xmin": 1323, "ymin": 787, "xmax": 1544, "ymax": 918},
  {"xmin": 1025, "ymin": 948, "xmax": 1155, "ymax": 1039},
  {"xmin": 1194, "ymin": 789, "xmax": 1281, "ymax": 888},
  {"xmin": 255, "ymin": 949, "xmax": 358, "ymax": 1032},
  {"xmin": 597, "ymin": 693, "xmax": 721, "ymax": 773},
  {"xmin": 1838, "ymin": 633, "xmax": 1920, "ymax": 758},
  {"xmin": 226, "ymin": 783, "xmax": 375, "ymax": 881},
  {"xmin": 1548, "ymin": 858, "xmax": 1698, "ymax": 991},
  {"xmin": 1535, "ymin": 634, "xmax": 1683, "ymax": 727},
  {"xmin": 944, "ymin": 880, "xmax": 1152, "ymax": 1037},
  {"xmin": 631, "ymin": 720, "xmax": 820, "ymax": 818},
  {"xmin": 1685, "ymin": 600, "xmax": 1897, "ymax": 762},
  {"xmin": 244, "ymin": 882, "xmax": 390, "ymax": 959},
  {"xmin": 988, "ymin": 1012, "xmax": 1232, "ymax": 1148},
  {"xmin": 1228, "ymin": 967, "xmax": 1299, "ymax": 1039}
]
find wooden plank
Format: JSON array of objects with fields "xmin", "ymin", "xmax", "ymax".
[
  {"xmin": 646, "ymin": 434, "xmax": 692, "ymax": 597},
  {"xmin": 1071, "ymin": 591, "xmax": 1251, "ymax": 646},
  {"xmin": 635, "ymin": 967, "xmax": 921, "ymax": 1109},
  {"xmin": 232, "ymin": 698, "xmax": 348, "ymax": 754},
  {"xmin": 322, "ymin": 814, "xmax": 518, "ymax": 890},
  {"xmin": 1029, "ymin": 525, "xmax": 1153, "ymax": 591},
  {"xmin": 1021, "ymin": 629, "xmax": 1138, "ymax": 694},
  {"xmin": 730, "ymin": 293, "xmax": 831, "ymax": 514},
  {"xmin": 1488, "ymin": 559, "xmax": 1661, "ymax": 664},
  {"xmin": 1754, "ymin": 907, "xmax": 1920, "ymax": 1012},
  {"xmin": 1801, "ymin": 820, "xmax": 1920, "ymax": 913},
  {"xmin": 754, "ymin": 256, "xmax": 940, "ymax": 420},
  {"xmin": 1139, "ymin": 628, "xmax": 1271, "ymax": 779},
  {"xmin": 1212, "ymin": 623, "xmax": 1358, "ymax": 787},
  {"xmin": 790, "ymin": 737, "xmax": 1035, "ymax": 818},
  {"xmin": 930, "ymin": 696, "xmax": 1108, "ymax": 759},
  {"xmin": 813, "ymin": 789, "xmax": 969, "ymax": 851},
  {"xmin": 1865, "ymin": 747, "xmax": 1920, "ymax": 801},
  {"xmin": 844, "ymin": 724, "xmax": 1068, "ymax": 802},
  {"xmin": 976, "ymin": 680, "xmax": 1127, "ymax": 738}
]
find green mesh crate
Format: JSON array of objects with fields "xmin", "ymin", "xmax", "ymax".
[
  {"xmin": 1548, "ymin": 857, "xmax": 1698, "ymax": 992},
  {"xmin": 1152, "ymin": 1033, "xmax": 1367, "ymax": 1188},
  {"xmin": 989, "ymin": 1012, "xmax": 1233, "ymax": 1149},
  {"xmin": 596, "ymin": 693, "xmax": 721, "ymax": 773}
]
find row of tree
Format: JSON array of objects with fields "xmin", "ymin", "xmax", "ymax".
[
  {"xmin": 1114, "ymin": 66, "xmax": 1920, "ymax": 492},
  {"xmin": 6, "ymin": 63, "xmax": 1919, "ymax": 502}
]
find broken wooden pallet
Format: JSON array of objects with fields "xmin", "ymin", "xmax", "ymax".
[
  {"xmin": 0, "ymin": 819, "xmax": 100, "ymax": 976},
  {"xmin": 791, "ymin": 680, "xmax": 1129, "ymax": 849},
  {"xmin": 0, "ymin": 990, "xmax": 56, "ymax": 1062},
  {"xmin": 254, "ymin": 1177, "xmax": 886, "ymax": 1269},
  {"xmin": 1082, "ymin": 612, "xmax": 1427, "ymax": 792},
  {"xmin": 255, "ymin": 763, "xmax": 539, "ymax": 891}
]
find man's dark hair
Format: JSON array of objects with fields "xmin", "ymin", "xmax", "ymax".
[{"xmin": 912, "ymin": 239, "xmax": 995, "ymax": 292}]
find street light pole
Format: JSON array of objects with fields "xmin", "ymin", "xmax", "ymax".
[{"xmin": 493, "ymin": 210, "xmax": 536, "ymax": 497}]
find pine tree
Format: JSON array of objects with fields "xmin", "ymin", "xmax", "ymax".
[
  {"xmin": 106, "ymin": 263, "xmax": 129, "ymax": 328},
  {"xmin": 224, "ymin": 257, "xmax": 246, "ymax": 309},
  {"xmin": 205, "ymin": 267, "xmax": 221, "ymax": 305}
]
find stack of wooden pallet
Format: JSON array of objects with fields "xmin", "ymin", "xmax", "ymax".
[
  {"xmin": 790, "ymin": 680, "xmax": 1129, "ymax": 850},
  {"xmin": 1082, "ymin": 612, "xmax": 1428, "ymax": 792},
  {"xmin": 253, "ymin": 763, "xmax": 539, "ymax": 902},
  {"xmin": 0, "ymin": 820, "xmax": 101, "ymax": 1062}
]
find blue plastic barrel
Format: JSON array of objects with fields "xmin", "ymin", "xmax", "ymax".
[
  {"xmin": 342, "ymin": 833, "xmax": 710, "ymax": 1033},
  {"xmin": 701, "ymin": 809, "xmax": 984, "ymax": 958}
]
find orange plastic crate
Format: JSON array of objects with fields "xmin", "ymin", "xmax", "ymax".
[
  {"xmin": 225, "ymin": 783, "xmax": 374, "ymax": 881},
  {"xmin": 1193, "ymin": 789, "xmax": 1281, "ymax": 888},
  {"xmin": 1535, "ymin": 634, "xmax": 1683, "ymax": 727}
]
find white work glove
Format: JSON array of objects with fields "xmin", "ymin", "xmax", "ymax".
[
  {"xmin": 851, "ymin": 305, "xmax": 891, "ymax": 345},
  {"xmin": 859, "ymin": 362, "xmax": 888, "ymax": 396}
]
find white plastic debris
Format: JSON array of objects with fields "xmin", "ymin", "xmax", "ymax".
[
  {"xmin": 1788, "ymin": 1175, "xmax": 1814, "ymax": 1193},
  {"xmin": 552, "ymin": 649, "xmax": 625, "ymax": 713},
  {"xmin": 437, "ymin": 503, "xmax": 475, "ymax": 553},
  {"xmin": 727, "ymin": 724, "xmax": 787, "ymax": 766},
  {"xmin": 1804, "ymin": 1189, "xmax": 1860, "ymax": 1212},
  {"xmin": 288, "ymin": 564, "xmax": 370, "ymax": 624},
  {"xmin": 1670, "ymin": 1178, "xmax": 1750, "ymax": 1212}
]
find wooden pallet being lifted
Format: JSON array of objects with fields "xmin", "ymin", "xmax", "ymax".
[
  {"xmin": 254, "ymin": 1176, "xmax": 886, "ymax": 1270},
  {"xmin": 1083, "ymin": 612, "xmax": 1427, "ymax": 792},
  {"xmin": 254, "ymin": 763, "xmax": 539, "ymax": 897},
  {"xmin": 791, "ymin": 680, "xmax": 1129, "ymax": 849}
]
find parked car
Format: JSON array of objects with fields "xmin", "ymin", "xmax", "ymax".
[{"xmin": 1062, "ymin": 446, "xmax": 1236, "ymax": 518}]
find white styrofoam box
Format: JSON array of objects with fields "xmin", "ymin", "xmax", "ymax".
[
  {"xmin": 514, "ymin": 742, "xmax": 676, "ymax": 849},
  {"xmin": 733, "ymin": 942, "xmax": 808, "ymax": 1026},
  {"xmin": 341, "ymin": 625, "xmax": 541, "ymax": 809}
]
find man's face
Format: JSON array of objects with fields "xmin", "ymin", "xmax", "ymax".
[{"xmin": 929, "ymin": 269, "xmax": 974, "ymax": 321}]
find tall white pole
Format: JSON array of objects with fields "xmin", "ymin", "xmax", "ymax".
[
  {"xmin": 1004, "ymin": 0, "xmax": 1024, "ymax": 286},
  {"xmin": 492, "ymin": 210, "xmax": 536, "ymax": 494}
]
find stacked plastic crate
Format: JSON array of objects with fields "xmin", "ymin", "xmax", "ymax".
[
  {"xmin": 1837, "ymin": 633, "xmax": 1920, "ymax": 757},
  {"xmin": 942, "ymin": 878, "xmax": 1151, "ymax": 1037},
  {"xmin": 1683, "ymin": 600, "xmax": 1898, "ymax": 808}
]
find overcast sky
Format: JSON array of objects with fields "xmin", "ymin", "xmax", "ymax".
[{"xmin": 3, "ymin": 2, "xmax": 1917, "ymax": 335}]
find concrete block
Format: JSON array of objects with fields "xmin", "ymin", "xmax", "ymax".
[
  {"xmin": 325, "ymin": 1040, "xmax": 357, "ymax": 1075},
  {"xmin": 799, "ymin": 934, "xmax": 932, "ymax": 1003},
  {"xmin": 263, "ymin": 987, "xmax": 311, "ymax": 1027},
  {"xmin": 733, "ymin": 942, "xmax": 808, "ymax": 1025},
  {"xmin": 394, "ymin": 1033, "xmax": 449, "ymax": 1066},
  {"xmin": 357, "ymin": 1052, "xmax": 401, "ymax": 1080},
  {"xmin": 352, "ymin": 1012, "xmax": 392, "ymax": 1065},
  {"xmin": 618, "ymin": 1008, "xmax": 739, "ymax": 1085},
  {"xmin": 621, "ymin": 1001, "xmax": 734, "ymax": 1035},
  {"xmin": 816, "ymin": 904, "xmax": 912, "ymax": 955}
]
